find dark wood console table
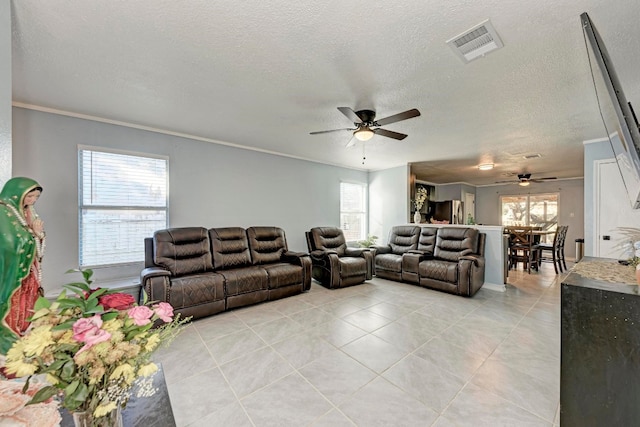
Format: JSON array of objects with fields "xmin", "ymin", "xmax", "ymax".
[
  {"xmin": 561, "ymin": 257, "xmax": 640, "ymax": 426},
  {"xmin": 60, "ymin": 364, "xmax": 175, "ymax": 427}
]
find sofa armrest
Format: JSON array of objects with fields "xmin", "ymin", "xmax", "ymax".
[
  {"xmin": 371, "ymin": 245, "xmax": 391, "ymax": 254},
  {"xmin": 407, "ymin": 249, "xmax": 433, "ymax": 257},
  {"xmin": 282, "ymin": 251, "xmax": 309, "ymax": 264},
  {"xmin": 282, "ymin": 251, "xmax": 312, "ymax": 291},
  {"xmin": 344, "ymin": 247, "xmax": 370, "ymax": 257},
  {"xmin": 310, "ymin": 249, "xmax": 337, "ymax": 260},
  {"xmin": 459, "ymin": 254, "xmax": 484, "ymax": 267},
  {"xmin": 140, "ymin": 267, "xmax": 172, "ymax": 304}
]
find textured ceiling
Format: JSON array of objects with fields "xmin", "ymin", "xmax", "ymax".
[{"xmin": 10, "ymin": 0, "xmax": 640, "ymax": 186}]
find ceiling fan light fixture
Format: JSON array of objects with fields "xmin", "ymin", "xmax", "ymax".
[
  {"xmin": 478, "ymin": 163, "xmax": 494, "ymax": 171},
  {"xmin": 354, "ymin": 127, "xmax": 374, "ymax": 141},
  {"xmin": 519, "ymin": 181, "xmax": 530, "ymax": 187}
]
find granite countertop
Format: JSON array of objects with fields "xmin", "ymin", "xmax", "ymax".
[{"xmin": 563, "ymin": 256, "xmax": 638, "ymax": 295}]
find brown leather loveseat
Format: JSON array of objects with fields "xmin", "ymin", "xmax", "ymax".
[
  {"xmin": 374, "ymin": 226, "xmax": 485, "ymax": 296},
  {"xmin": 140, "ymin": 226, "xmax": 311, "ymax": 320}
]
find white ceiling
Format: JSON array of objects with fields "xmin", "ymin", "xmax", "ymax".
[{"xmin": 10, "ymin": 1, "xmax": 640, "ymax": 186}]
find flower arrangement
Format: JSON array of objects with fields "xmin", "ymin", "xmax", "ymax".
[
  {"xmin": 413, "ymin": 187, "xmax": 428, "ymax": 211},
  {"xmin": 2, "ymin": 268, "xmax": 189, "ymax": 424},
  {"xmin": 616, "ymin": 227, "xmax": 640, "ymax": 268}
]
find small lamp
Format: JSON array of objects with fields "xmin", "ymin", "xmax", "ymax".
[
  {"xmin": 478, "ymin": 163, "xmax": 494, "ymax": 171},
  {"xmin": 519, "ymin": 181, "xmax": 530, "ymax": 187},
  {"xmin": 354, "ymin": 127, "xmax": 374, "ymax": 141}
]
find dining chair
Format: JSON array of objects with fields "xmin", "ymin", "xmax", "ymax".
[
  {"xmin": 537, "ymin": 225, "xmax": 569, "ymax": 273},
  {"xmin": 507, "ymin": 227, "xmax": 540, "ymax": 274}
]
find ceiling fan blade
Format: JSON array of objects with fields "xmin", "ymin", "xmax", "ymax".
[
  {"xmin": 373, "ymin": 128, "xmax": 407, "ymax": 140},
  {"xmin": 310, "ymin": 128, "xmax": 355, "ymax": 135},
  {"xmin": 345, "ymin": 136, "xmax": 356, "ymax": 148},
  {"xmin": 495, "ymin": 180, "xmax": 517, "ymax": 184},
  {"xmin": 337, "ymin": 107, "xmax": 363, "ymax": 124},
  {"xmin": 375, "ymin": 109, "xmax": 421, "ymax": 126}
]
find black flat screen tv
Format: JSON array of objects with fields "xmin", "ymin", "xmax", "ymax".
[{"xmin": 582, "ymin": 12, "xmax": 640, "ymax": 209}]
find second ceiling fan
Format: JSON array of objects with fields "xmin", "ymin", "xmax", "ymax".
[
  {"xmin": 310, "ymin": 107, "xmax": 420, "ymax": 147},
  {"xmin": 495, "ymin": 173, "xmax": 557, "ymax": 186}
]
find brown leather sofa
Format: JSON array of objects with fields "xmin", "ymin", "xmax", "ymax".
[
  {"xmin": 374, "ymin": 226, "xmax": 486, "ymax": 297},
  {"xmin": 141, "ymin": 226, "xmax": 311, "ymax": 320},
  {"xmin": 305, "ymin": 227, "xmax": 373, "ymax": 288}
]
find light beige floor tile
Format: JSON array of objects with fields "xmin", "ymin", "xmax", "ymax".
[
  {"xmin": 219, "ymin": 346, "xmax": 293, "ymax": 398},
  {"xmin": 435, "ymin": 383, "xmax": 551, "ymax": 427},
  {"xmin": 413, "ymin": 336, "xmax": 486, "ymax": 382},
  {"xmin": 205, "ymin": 328, "xmax": 267, "ymax": 364},
  {"xmin": 310, "ymin": 408, "xmax": 357, "ymax": 426},
  {"xmin": 272, "ymin": 331, "xmax": 337, "ymax": 369},
  {"xmin": 471, "ymin": 358, "xmax": 559, "ymax": 423},
  {"xmin": 341, "ymin": 334, "xmax": 408, "ymax": 373},
  {"xmin": 153, "ymin": 326, "xmax": 217, "ymax": 383},
  {"xmin": 186, "ymin": 401, "xmax": 253, "ymax": 427},
  {"xmin": 241, "ymin": 373, "xmax": 333, "ymax": 426},
  {"xmin": 299, "ymin": 349, "xmax": 376, "ymax": 405},
  {"xmin": 341, "ymin": 309, "xmax": 394, "ymax": 332},
  {"xmin": 306, "ymin": 318, "xmax": 368, "ymax": 347},
  {"xmin": 339, "ymin": 377, "xmax": 438, "ymax": 426},
  {"xmin": 168, "ymin": 367, "xmax": 237, "ymax": 427},
  {"xmin": 382, "ymin": 354, "xmax": 466, "ymax": 412},
  {"xmin": 251, "ymin": 316, "xmax": 305, "ymax": 345},
  {"xmin": 372, "ymin": 318, "xmax": 435, "ymax": 352}
]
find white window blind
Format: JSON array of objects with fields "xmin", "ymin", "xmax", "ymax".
[
  {"xmin": 79, "ymin": 149, "xmax": 168, "ymax": 266},
  {"xmin": 340, "ymin": 182, "xmax": 367, "ymax": 241}
]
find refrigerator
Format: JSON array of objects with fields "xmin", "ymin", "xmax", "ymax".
[{"xmin": 430, "ymin": 200, "xmax": 464, "ymax": 224}]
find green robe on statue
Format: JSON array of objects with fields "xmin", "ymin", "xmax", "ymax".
[{"xmin": 0, "ymin": 177, "xmax": 44, "ymax": 354}]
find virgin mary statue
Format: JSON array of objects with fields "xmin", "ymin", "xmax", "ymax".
[{"xmin": 0, "ymin": 177, "xmax": 45, "ymax": 354}]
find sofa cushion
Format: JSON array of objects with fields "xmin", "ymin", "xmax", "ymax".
[
  {"xmin": 218, "ymin": 266, "xmax": 268, "ymax": 296},
  {"xmin": 389, "ymin": 225, "xmax": 420, "ymax": 255},
  {"xmin": 247, "ymin": 226, "xmax": 287, "ymax": 265},
  {"xmin": 419, "ymin": 260, "xmax": 458, "ymax": 284},
  {"xmin": 308, "ymin": 227, "xmax": 347, "ymax": 256},
  {"xmin": 417, "ymin": 227, "xmax": 437, "ymax": 254},
  {"xmin": 263, "ymin": 263, "xmax": 303, "ymax": 289},
  {"xmin": 434, "ymin": 228, "xmax": 479, "ymax": 262},
  {"xmin": 210, "ymin": 227, "xmax": 252, "ymax": 269},
  {"xmin": 153, "ymin": 227, "xmax": 213, "ymax": 276},
  {"xmin": 169, "ymin": 272, "xmax": 225, "ymax": 308},
  {"xmin": 375, "ymin": 253, "xmax": 402, "ymax": 273}
]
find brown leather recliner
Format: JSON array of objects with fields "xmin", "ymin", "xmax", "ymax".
[{"xmin": 305, "ymin": 227, "xmax": 373, "ymax": 288}]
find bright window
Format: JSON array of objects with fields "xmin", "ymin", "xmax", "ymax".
[
  {"xmin": 501, "ymin": 193, "xmax": 559, "ymax": 241},
  {"xmin": 340, "ymin": 182, "xmax": 367, "ymax": 241},
  {"xmin": 79, "ymin": 148, "xmax": 168, "ymax": 266}
]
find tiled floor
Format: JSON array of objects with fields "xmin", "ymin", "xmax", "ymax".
[{"xmin": 154, "ymin": 263, "xmax": 567, "ymax": 426}]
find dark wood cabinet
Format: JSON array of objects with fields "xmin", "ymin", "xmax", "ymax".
[{"xmin": 561, "ymin": 258, "xmax": 640, "ymax": 426}]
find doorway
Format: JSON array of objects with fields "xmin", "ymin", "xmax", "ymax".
[{"xmin": 463, "ymin": 192, "xmax": 475, "ymax": 224}]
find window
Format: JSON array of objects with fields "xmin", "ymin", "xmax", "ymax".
[
  {"xmin": 79, "ymin": 148, "xmax": 168, "ymax": 266},
  {"xmin": 501, "ymin": 193, "xmax": 559, "ymax": 241},
  {"xmin": 340, "ymin": 182, "xmax": 367, "ymax": 241}
]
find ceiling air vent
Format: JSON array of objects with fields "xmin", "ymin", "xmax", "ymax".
[{"xmin": 446, "ymin": 19, "xmax": 504, "ymax": 63}]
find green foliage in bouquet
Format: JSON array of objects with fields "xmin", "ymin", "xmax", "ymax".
[{"xmin": 4, "ymin": 268, "xmax": 189, "ymax": 420}]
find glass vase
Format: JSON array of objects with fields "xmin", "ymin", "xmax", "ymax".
[{"xmin": 71, "ymin": 407, "xmax": 122, "ymax": 427}]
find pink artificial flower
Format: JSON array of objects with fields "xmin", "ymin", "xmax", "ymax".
[
  {"xmin": 72, "ymin": 315, "xmax": 104, "ymax": 342},
  {"xmin": 72, "ymin": 315, "xmax": 112, "ymax": 354},
  {"xmin": 153, "ymin": 302, "xmax": 174, "ymax": 323},
  {"xmin": 127, "ymin": 306, "xmax": 154, "ymax": 326}
]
